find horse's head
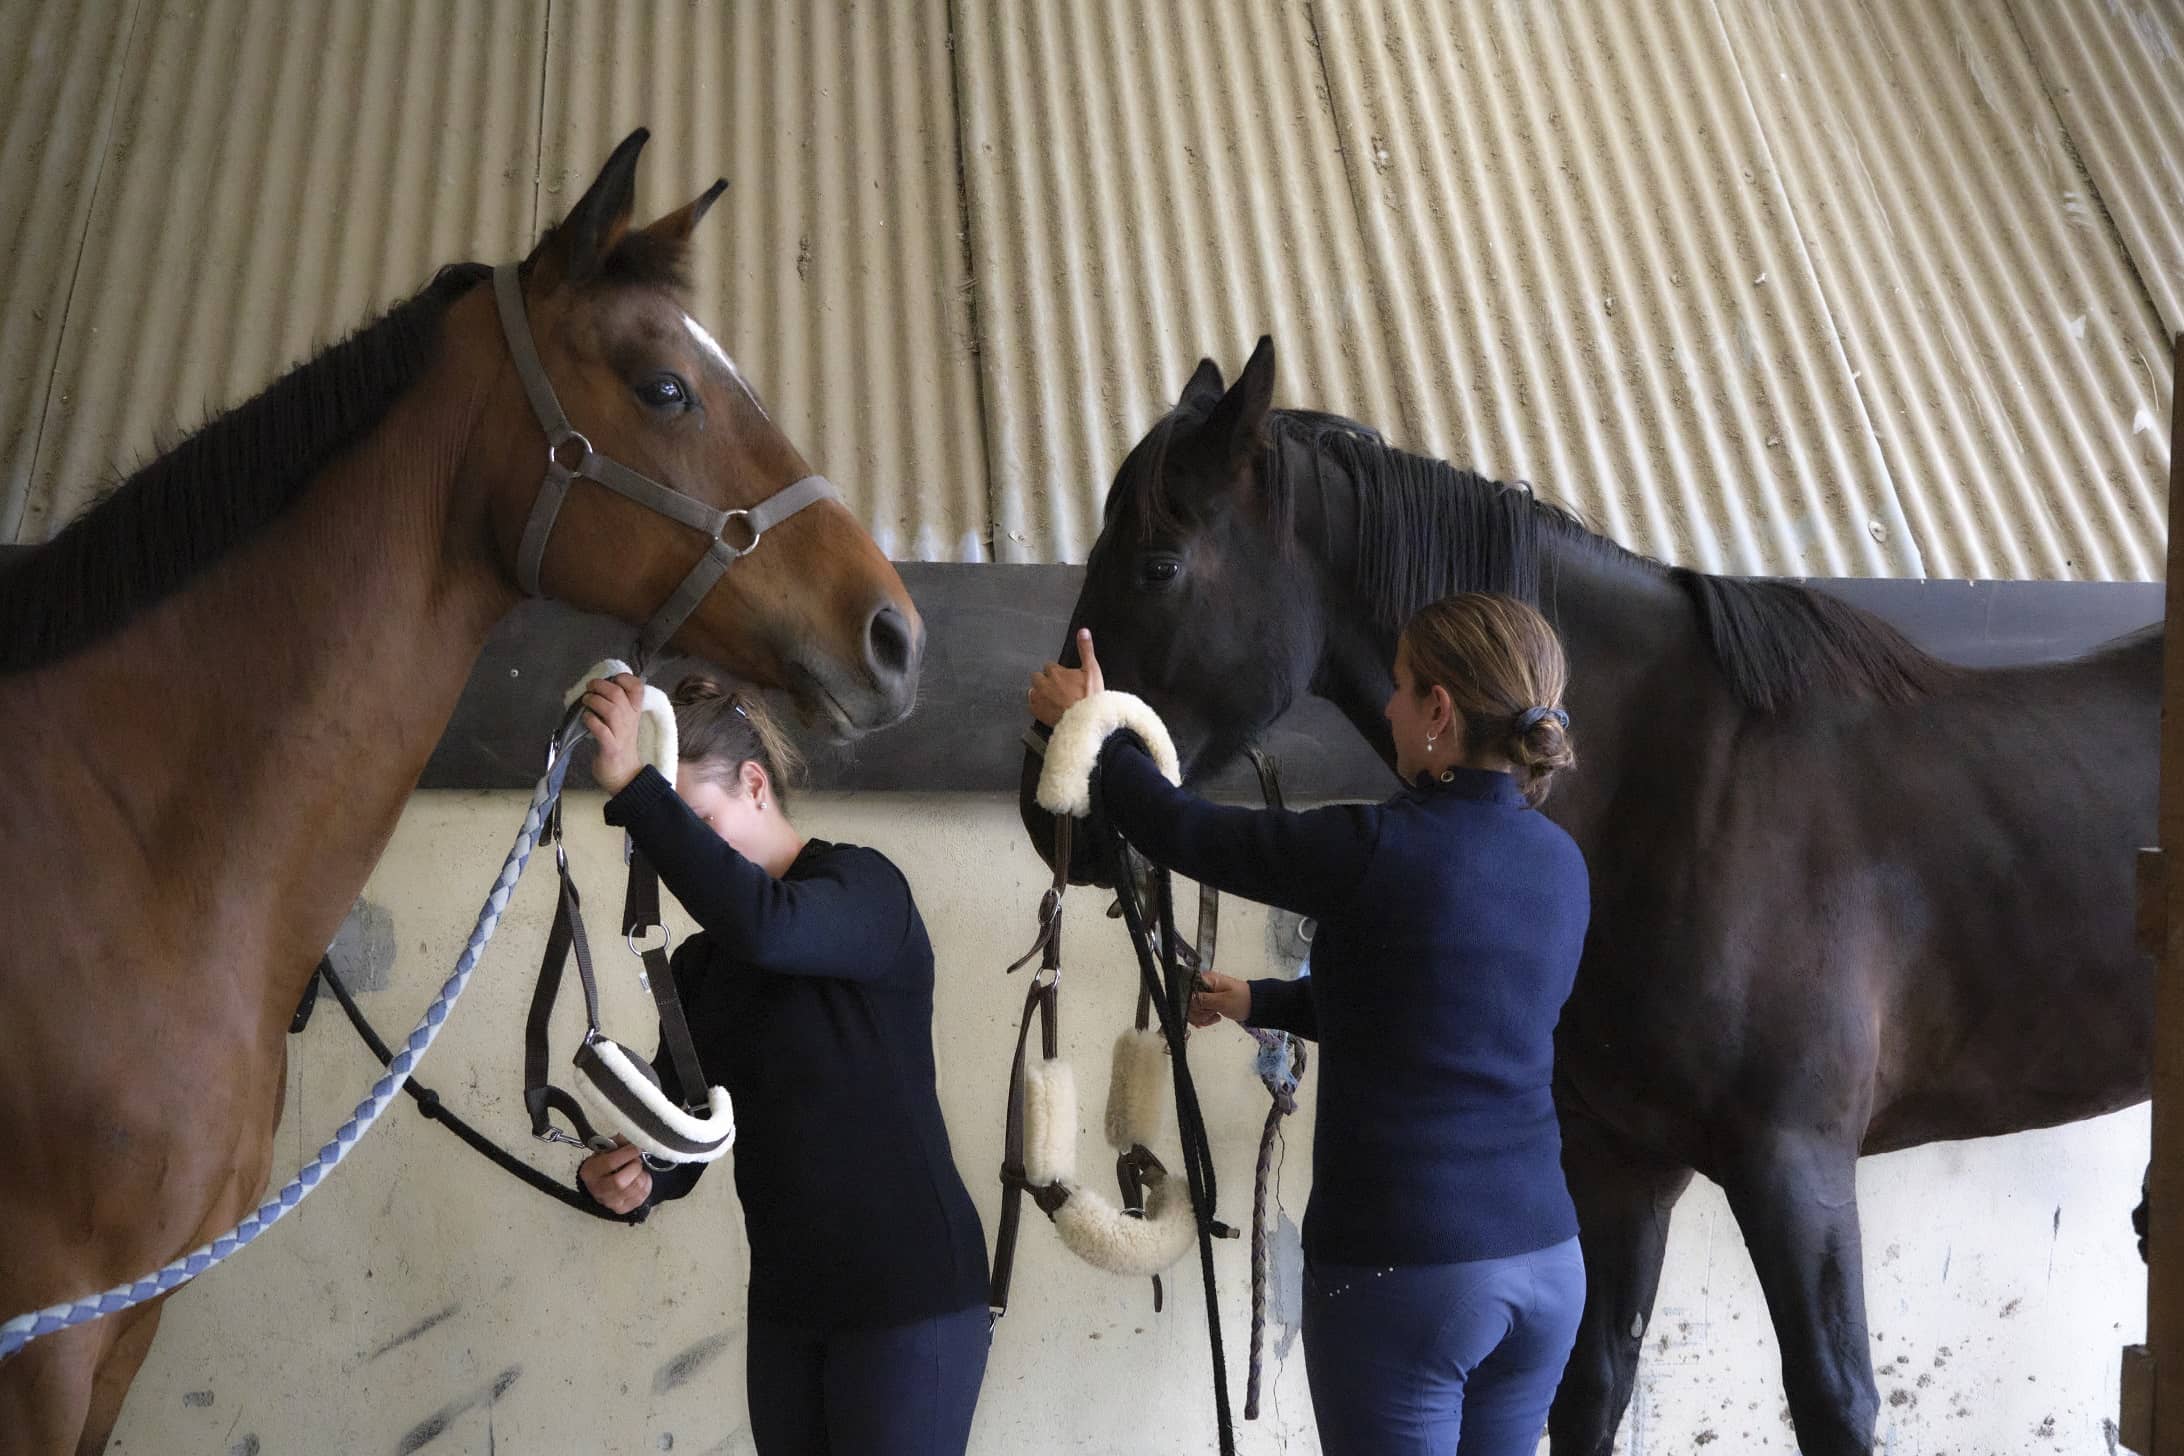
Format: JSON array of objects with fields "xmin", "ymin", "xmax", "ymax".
[
  {"xmin": 1020, "ymin": 337, "xmax": 1329, "ymax": 881},
  {"xmin": 470, "ymin": 128, "xmax": 920, "ymax": 737}
]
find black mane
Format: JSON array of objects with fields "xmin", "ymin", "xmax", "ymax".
[
  {"xmin": 0, "ymin": 262, "xmax": 488, "ymax": 674},
  {"xmin": 1287, "ymin": 413, "xmax": 1950, "ymax": 713}
]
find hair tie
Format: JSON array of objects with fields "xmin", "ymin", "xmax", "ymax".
[{"xmin": 1515, "ymin": 706, "xmax": 1568, "ymax": 733}]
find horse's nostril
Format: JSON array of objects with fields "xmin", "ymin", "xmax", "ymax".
[{"xmin": 866, "ymin": 604, "xmax": 917, "ymax": 683}]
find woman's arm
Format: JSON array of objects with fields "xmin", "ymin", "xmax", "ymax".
[
  {"xmin": 605, "ymin": 768, "xmax": 911, "ymax": 980},
  {"xmin": 1094, "ymin": 736, "xmax": 1377, "ymax": 923},
  {"xmin": 1030, "ymin": 630, "xmax": 1378, "ymax": 921},
  {"xmin": 1244, "ymin": 976, "xmax": 1319, "ymax": 1041}
]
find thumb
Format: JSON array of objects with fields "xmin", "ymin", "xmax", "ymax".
[{"xmin": 1077, "ymin": 628, "xmax": 1103, "ymax": 689}]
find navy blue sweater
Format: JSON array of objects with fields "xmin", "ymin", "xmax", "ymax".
[
  {"xmin": 601, "ymin": 766, "xmax": 989, "ymax": 1330},
  {"xmin": 1097, "ymin": 740, "xmax": 1589, "ymax": 1266}
]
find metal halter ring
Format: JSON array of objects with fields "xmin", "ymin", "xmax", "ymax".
[
  {"xmin": 549, "ymin": 430, "xmax": 592, "ymax": 475},
  {"xmin": 626, "ymin": 924, "xmax": 673, "ymax": 958},
  {"xmin": 719, "ymin": 509, "xmax": 761, "ymax": 557}
]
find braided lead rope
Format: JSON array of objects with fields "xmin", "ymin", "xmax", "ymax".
[{"xmin": 0, "ymin": 737, "xmax": 577, "ymax": 1360}]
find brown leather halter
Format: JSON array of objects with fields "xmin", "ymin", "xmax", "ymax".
[{"xmin": 491, "ymin": 262, "xmax": 837, "ymax": 665}]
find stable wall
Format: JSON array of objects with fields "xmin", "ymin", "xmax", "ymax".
[{"xmin": 107, "ymin": 793, "xmax": 2146, "ymax": 1455}]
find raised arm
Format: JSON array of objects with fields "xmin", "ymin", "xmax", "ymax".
[{"xmin": 605, "ymin": 767, "xmax": 911, "ymax": 980}]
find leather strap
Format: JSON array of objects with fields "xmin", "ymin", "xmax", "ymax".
[
  {"xmin": 991, "ymin": 815, "xmax": 1070, "ymax": 1318},
  {"xmin": 1102, "ymin": 800, "xmax": 1236, "ymax": 1456},
  {"xmin": 622, "ymin": 847, "xmax": 709, "ymax": 1110},
  {"xmin": 493, "ymin": 263, "xmax": 577, "ymax": 448},
  {"xmin": 569, "ymin": 1040, "xmax": 721, "ymax": 1159},
  {"xmin": 634, "ymin": 472, "xmax": 837, "ymax": 665},
  {"xmin": 989, "ymin": 967, "xmax": 1057, "ymax": 1317},
  {"xmin": 316, "ymin": 957, "xmax": 644, "ymax": 1225},
  {"xmin": 524, "ymin": 819, "xmax": 611, "ymax": 1146}
]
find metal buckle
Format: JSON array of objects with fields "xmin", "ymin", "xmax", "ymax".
[
  {"xmin": 719, "ymin": 509, "xmax": 761, "ymax": 556},
  {"xmin": 626, "ymin": 924, "xmax": 672, "ymax": 959},
  {"xmin": 549, "ymin": 429, "xmax": 592, "ymax": 475}
]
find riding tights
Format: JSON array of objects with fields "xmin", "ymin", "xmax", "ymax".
[
  {"xmin": 1303, "ymin": 1238, "xmax": 1585, "ymax": 1456},
  {"xmin": 746, "ymin": 1303, "xmax": 989, "ymax": 1455}
]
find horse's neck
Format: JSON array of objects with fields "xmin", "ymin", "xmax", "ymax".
[{"xmin": 26, "ymin": 350, "xmax": 513, "ymax": 1022}]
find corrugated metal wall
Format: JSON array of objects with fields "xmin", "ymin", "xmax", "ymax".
[{"xmin": 2, "ymin": 0, "xmax": 2174, "ymax": 578}]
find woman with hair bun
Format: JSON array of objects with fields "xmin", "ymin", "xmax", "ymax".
[
  {"xmin": 1029, "ymin": 592, "xmax": 1589, "ymax": 1456},
  {"xmin": 575, "ymin": 671, "xmax": 989, "ymax": 1455}
]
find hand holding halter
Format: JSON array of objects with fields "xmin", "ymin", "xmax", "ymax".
[{"xmin": 524, "ymin": 660, "xmax": 736, "ymax": 1167}]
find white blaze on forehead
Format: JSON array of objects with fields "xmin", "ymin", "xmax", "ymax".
[{"xmin": 681, "ymin": 312, "xmax": 768, "ymax": 418}]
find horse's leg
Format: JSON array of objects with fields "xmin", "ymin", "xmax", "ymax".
[
  {"xmin": 0, "ymin": 1322, "xmax": 102, "ymax": 1456},
  {"xmin": 1547, "ymin": 1114, "xmax": 1693, "ymax": 1456},
  {"xmin": 73, "ymin": 1301, "xmax": 165, "ymax": 1456},
  {"xmin": 1720, "ymin": 1132, "xmax": 1878, "ymax": 1456}
]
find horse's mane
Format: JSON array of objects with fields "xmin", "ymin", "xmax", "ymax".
[
  {"xmin": 0, "ymin": 262, "xmax": 490, "ymax": 674},
  {"xmin": 1271, "ymin": 410, "xmax": 1952, "ymax": 713}
]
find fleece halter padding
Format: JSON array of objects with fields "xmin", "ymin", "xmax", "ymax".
[
  {"xmin": 566, "ymin": 658, "xmax": 679, "ymax": 785},
  {"xmin": 574, "ymin": 1038, "xmax": 736, "ymax": 1165},
  {"xmin": 1019, "ymin": 1020, "xmax": 1196, "ymax": 1278},
  {"xmin": 1037, "ymin": 690, "xmax": 1181, "ymax": 818}
]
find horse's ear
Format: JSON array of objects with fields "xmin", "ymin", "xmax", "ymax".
[
  {"xmin": 1179, "ymin": 357, "xmax": 1225, "ymax": 410},
  {"xmin": 527, "ymin": 127, "xmax": 649, "ymax": 288},
  {"xmin": 1198, "ymin": 335, "xmax": 1276, "ymax": 468},
  {"xmin": 640, "ymin": 178, "xmax": 729, "ymax": 247}
]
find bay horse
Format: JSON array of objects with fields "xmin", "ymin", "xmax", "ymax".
[
  {"xmin": 0, "ymin": 129, "xmax": 922, "ymax": 1454},
  {"xmin": 1017, "ymin": 338, "xmax": 2157, "ymax": 1454}
]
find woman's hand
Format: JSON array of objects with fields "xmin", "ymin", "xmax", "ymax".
[
  {"xmin": 1028, "ymin": 628, "xmax": 1105, "ymax": 727},
  {"xmin": 578, "ymin": 1136, "xmax": 652, "ymax": 1214},
  {"xmin": 581, "ymin": 674, "xmax": 647, "ymax": 795},
  {"xmin": 1189, "ymin": 970, "xmax": 1252, "ymax": 1027}
]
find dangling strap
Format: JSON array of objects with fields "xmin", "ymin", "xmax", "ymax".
[
  {"xmin": 317, "ymin": 957, "xmax": 645, "ymax": 1224},
  {"xmin": 523, "ymin": 804, "xmax": 612, "ymax": 1148},
  {"xmin": 622, "ymin": 846, "xmax": 709, "ymax": 1111},
  {"xmin": 1103, "ymin": 803, "xmax": 1236, "ymax": 1456},
  {"xmin": 1239, "ymin": 743, "xmax": 1302, "ymax": 1422},
  {"xmin": 991, "ymin": 815, "xmax": 1071, "ymax": 1318}
]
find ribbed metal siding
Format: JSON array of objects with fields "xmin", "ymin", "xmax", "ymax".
[
  {"xmin": 1717, "ymin": 0, "xmax": 2168, "ymax": 581},
  {"xmin": 17, "ymin": 0, "xmax": 542, "ymax": 542},
  {"xmin": 1314, "ymin": 0, "xmax": 1920, "ymax": 577},
  {"xmin": 4, "ymin": 0, "xmax": 2175, "ymax": 581},
  {"xmin": 538, "ymin": 0, "xmax": 987, "ymax": 562},
  {"xmin": 954, "ymin": 0, "xmax": 2169, "ymax": 578},
  {"xmin": 2014, "ymin": 0, "xmax": 2184, "ymax": 342},
  {"xmin": 955, "ymin": 0, "xmax": 1395, "ymax": 563},
  {"xmin": 13, "ymin": 0, "xmax": 986, "ymax": 562},
  {"xmin": 0, "ymin": 0, "xmax": 139, "ymax": 541}
]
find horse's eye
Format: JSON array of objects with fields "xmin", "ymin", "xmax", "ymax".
[
  {"xmin": 635, "ymin": 373, "xmax": 690, "ymax": 411},
  {"xmin": 1138, "ymin": 554, "xmax": 1182, "ymax": 587}
]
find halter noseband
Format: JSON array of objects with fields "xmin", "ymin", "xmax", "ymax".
[{"xmin": 491, "ymin": 263, "xmax": 837, "ymax": 663}]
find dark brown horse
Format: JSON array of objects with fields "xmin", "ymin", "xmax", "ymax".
[
  {"xmin": 1018, "ymin": 338, "xmax": 2157, "ymax": 1454},
  {"xmin": 0, "ymin": 130, "xmax": 922, "ymax": 1454}
]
